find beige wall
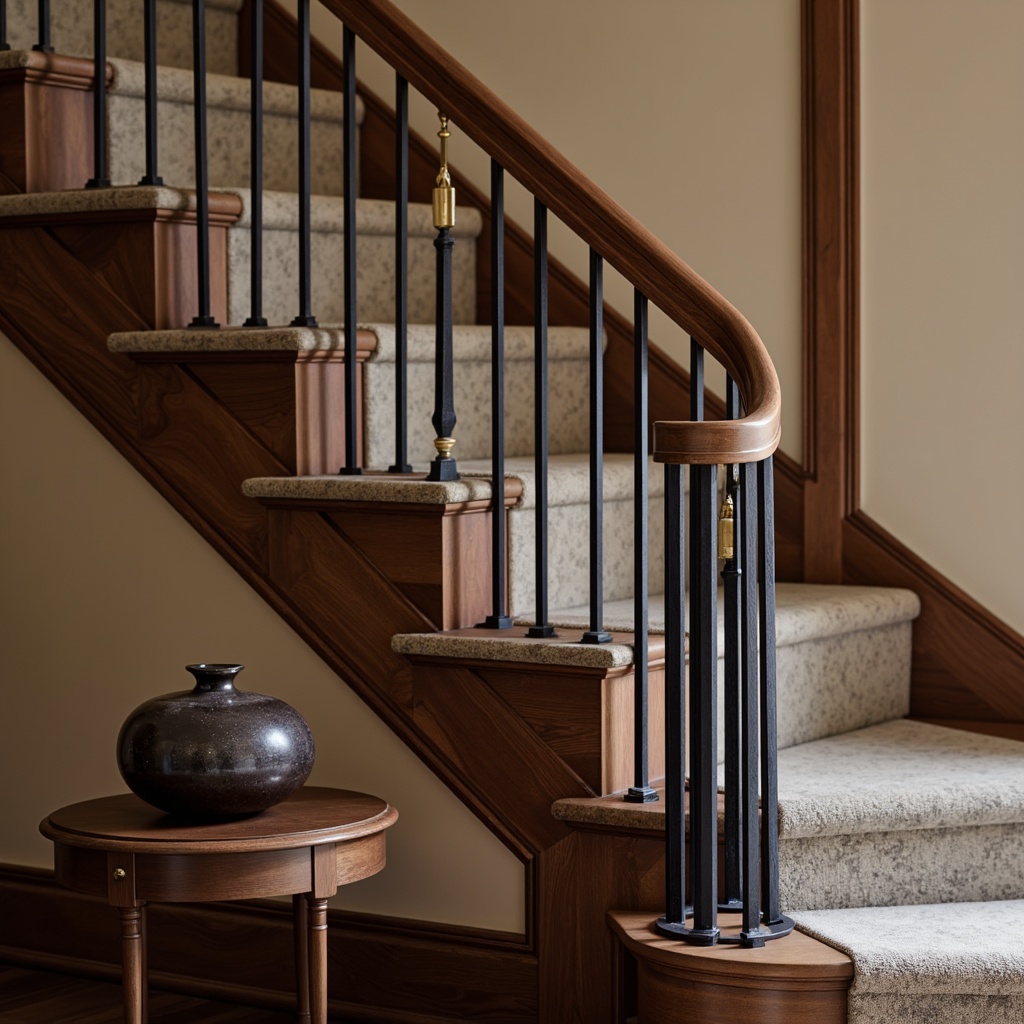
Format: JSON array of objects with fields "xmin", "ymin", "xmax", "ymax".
[
  {"xmin": 0, "ymin": 338, "xmax": 525, "ymax": 931},
  {"xmin": 860, "ymin": 1, "xmax": 1024, "ymax": 633},
  {"xmin": 317, "ymin": 0, "xmax": 804, "ymax": 458}
]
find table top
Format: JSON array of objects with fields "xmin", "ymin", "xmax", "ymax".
[{"xmin": 40, "ymin": 786, "xmax": 398, "ymax": 855}]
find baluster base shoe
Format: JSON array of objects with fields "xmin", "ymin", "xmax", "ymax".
[
  {"xmin": 581, "ymin": 630, "xmax": 613, "ymax": 644},
  {"xmin": 481, "ymin": 615, "xmax": 513, "ymax": 629},
  {"xmin": 623, "ymin": 786, "xmax": 659, "ymax": 804},
  {"xmin": 426, "ymin": 458, "xmax": 459, "ymax": 482}
]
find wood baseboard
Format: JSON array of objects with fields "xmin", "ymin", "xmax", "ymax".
[{"xmin": 0, "ymin": 864, "xmax": 537, "ymax": 1023}]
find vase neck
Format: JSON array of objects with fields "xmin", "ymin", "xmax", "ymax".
[{"xmin": 186, "ymin": 663, "xmax": 244, "ymax": 691}]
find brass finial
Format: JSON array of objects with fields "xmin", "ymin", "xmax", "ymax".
[
  {"xmin": 432, "ymin": 112, "xmax": 455, "ymax": 229},
  {"xmin": 433, "ymin": 436, "xmax": 456, "ymax": 460},
  {"xmin": 718, "ymin": 492, "xmax": 735, "ymax": 562}
]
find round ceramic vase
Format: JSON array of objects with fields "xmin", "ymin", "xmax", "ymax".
[{"xmin": 116, "ymin": 663, "xmax": 315, "ymax": 818}]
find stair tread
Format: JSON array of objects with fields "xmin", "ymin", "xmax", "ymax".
[
  {"xmin": 547, "ymin": 582, "xmax": 920, "ymax": 648},
  {"xmin": 0, "ymin": 186, "xmax": 482, "ymax": 238},
  {"xmin": 777, "ymin": 719, "xmax": 1024, "ymax": 839},
  {"xmin": 791, "ymin": 899, "xmax": 1024, "ymax": 995},
  {"xmin": 106, "ymin": 55, "xmax": 364, "ymax": 122}
]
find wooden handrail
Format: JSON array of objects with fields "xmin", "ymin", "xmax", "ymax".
[{"xmin": 323, "ymin": 0, "xmax": 780, "ymax": 464}]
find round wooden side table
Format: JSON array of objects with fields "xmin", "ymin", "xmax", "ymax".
[{"xmin": 40, "ymin": 786, "xmax": 398, "ymax": 1024}]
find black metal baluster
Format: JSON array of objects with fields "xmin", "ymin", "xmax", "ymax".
[
  {"xmin": 242, "ymin": 0, "xmax": 266, "ymax": 326},
  {"xmin": 85, "ymin": 0, "xmax": 110, "ymax": 188},
  {"xmin": 32, "ymin": 0, "xmax": 51, "ymax": 51},
  {"xmin": 484, "ymin": 159, "xmax": 512, "ymax": 628},
  {"xmin": 188, "ymin": 0, "xmax": 217, "ymax": 327},
  {"xmin": 658, "ymin": 463, "xmax": 686, "ymax": 929},
  {"xmin": 721, "ymin": 377, "xmax": 742, "ymax": 911},
  {"xmin": 689, "ymin": 459, "xmax": 719, "ymax": 945},
  {"xmin": 582, "ymin": 249, "xmax": 612, "ymax": 644},
  {"xmin": 739, "ymin": 459, "xmax": 765, "ymax": 946},
  {"xmin": 625, "ymin": 291, "xmax": 657, "ymax": 803},
  {"xmin": 388, "ymin": 74, "xmax": 411, "ymax": 472},
  {"xmin": 527, "ymin": 199, "xmax": 555, "ymax": 638},
  {"xmin": 426, "ymin": 114, "xmax": 458, "ymax": 483},
  {"xmin": 138, "ymin": 0, "xmax": 162, "ymax": 185},
  {"xmin": 290, "ymin": 0, "xmax": 316, "ymax": 329},
  {"xmin": 758, "ymin": 456, "xmax": 792, "ymax": 938}
]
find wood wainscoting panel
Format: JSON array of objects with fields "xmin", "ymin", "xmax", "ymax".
[{"xmin": 0, "ymin": 865, "xmax": 538, "ymax": 1023}]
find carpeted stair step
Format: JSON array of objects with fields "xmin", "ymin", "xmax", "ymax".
[
  {"xmin": 791, "ymin": 899, "xmax": 1024, "ymax": 1024},
  {"xmin": 457, "ymin": 452, "xmax": 666, "ymax": 616},
  {"xmin": 362, "ymin": 324, "xmax": 596, "ymax": 469},
  {"xmin": 219, "ymin": 191, "xmax": 480, "ymax": 327},
  {"xmin": 0, "ymin": 187, "xmax": 480, "ymax": 329},
  {"xmin": 105, "ymin": 58, "xmax": 362, "ymax": 196},
  {"xmin": 6, "ymin": 0, "xmax": 242, "ymax": 76},
  {"xmin": 550, "ymin": 583, "xmax": 919, "ymax": 752},
  {"xmin": 776, "ymin": 719, "xmax": 1024, "ymax": 912}
]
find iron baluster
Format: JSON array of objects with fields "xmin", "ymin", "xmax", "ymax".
[
  {"xmin": 338, "ymin": 26, "xmax": 360, "ymax": 472},
  {"xmin": 582, "ymin": 249, "xmax": 612, "ymax": 644},
  {"xmin": 85, "ymin": 0, "xmax": 110, "ymax": 188},
  {"xmin": 484, "ymin": 159, "xmax": 512, "ymax": 628},
  {"xmin": 625, "ymin": 291, "xmax": 657, "ymax": 803},
  {"xmin": 426, "ymin": 114, "xmax": 458, "ymax": 482},
  {"xmin": 388, "ymin": 74, "xmax": 411, "ymax": 472},
  {"xmin": 721, "ymin": 377, "xmax": 743, "ymax": 910},
  {"xmin": 0, "ymin": 1, "xmax": 9, "ymax": 50},
  {"xmin": 188, "ymin": 0, "xmax": 217, "ymax": 327},
  {"xmin": 242, "ymin": 0, "xmax": 266, "ymax": 326},
  {"xmin": 32, "ymin": 0, "xmax": 51, "ymax": 51},
  {"xmin": 689, "ymin": 461, "xmax": 720, "ymax": 944},
  {"xmin": 739, "ymin": 459, "xmax": 765, "ymax": 945},
  {"xmin": 138, "ymin": 0, "xmax": 162, "ymax": 185},
  {"xmin": 526, "ymin": 199, "xmax": 555, "ymax": 638},
  {"xmin": 658, "ymin": 463, "xmax": 686, "ymax": 926},
  {"xmin": 290, "ymin": 0, "xmax": 317, "ymax": 328}
]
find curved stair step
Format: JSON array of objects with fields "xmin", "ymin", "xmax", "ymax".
[{"xmin": 791, "ymin": 899, "xmax": 1024, "ymax": 1024}]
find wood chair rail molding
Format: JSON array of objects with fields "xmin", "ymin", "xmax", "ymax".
[{"xmin": 322, "ymin": 0, "xmax": 781, "ymax": 466}]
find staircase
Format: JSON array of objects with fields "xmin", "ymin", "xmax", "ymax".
[{"xmin": 2, "ymin": 1, "xmax": 1024, "ymax": 1022}]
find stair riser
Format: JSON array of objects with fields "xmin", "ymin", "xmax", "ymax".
[
  {"xmin": 108, "ymin": 95, "xmax": 346, "ymax": 196},
  {"xmin": 850, "ymin": 993, "xmax": 1023, "ymax": 1024},
  {"xmin": 508, "ymin": 497, "xmax": 667, "ymax": 615},
  {"xmin": 363, "ymin": 355, "xmax": 591, "ymax": 468},
  {"xmin": 780, "ymin": 822, "xmax": 1024, "ymax": 911},
  {"xmin": 224, "ymin": 229, "xmax": 476, "ymax": 327},
  {"xmin": 6, "ymin": 0, "xmax": 240, "ymax": 77}
]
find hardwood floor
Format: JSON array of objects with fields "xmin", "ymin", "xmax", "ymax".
[{"xmin": 0, "ymin": 965, "xmax": 298, "ymax": 1023}]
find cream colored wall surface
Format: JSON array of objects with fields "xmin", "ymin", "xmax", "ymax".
[
  {"xmin": 0, "ymin": 338, "xmax": 524, "ymax": 932},
  {"xmin": 314, "ymin": 0, "xmax": 802, "ymax": 457},
  {"xmin": 861, "ymin": 1, "xmax": 1024, "ymax": 633}
]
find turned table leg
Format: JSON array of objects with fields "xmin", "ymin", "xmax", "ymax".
[
  {"xmin": 119, "ymin": 904, "xmax": 147, "ymax": 1024},
  {"xmin": 307, "ymin": 896, "xmax": 329, "ymax": 1024},
  {"xmin": 293, "ymin": 893, "xmax": 311, "ymax": 1022}
]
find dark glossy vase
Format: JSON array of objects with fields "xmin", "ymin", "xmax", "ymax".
[{"xmin": 117, "ymin": 664, "xmax": 315, "ymax": 818}]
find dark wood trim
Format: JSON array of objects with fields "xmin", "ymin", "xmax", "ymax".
[
  {"xmin": 801, "ymin": 1, "xmax": 1024, "ymax": 718},
  {"xmin": 800, "ymin": 0, "xmax": 858, "ymax": 582},
  {"xmin": 0, "ymin": 864, "xmax": 538, "ymax": 1023}
]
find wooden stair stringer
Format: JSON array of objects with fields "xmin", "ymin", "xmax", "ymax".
[{"xmin": 0, "ymin": 212, "xmax": 601, "ymax": 874}]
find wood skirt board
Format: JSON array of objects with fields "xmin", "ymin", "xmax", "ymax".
[{"xmin": 608, "ymin": 911, "xmax": 851, "ymax": 1024}]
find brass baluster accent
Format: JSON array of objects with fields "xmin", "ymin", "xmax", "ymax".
[{"xmin": 428, "ymin": 113, "xmax": 459, "ymax": 481}]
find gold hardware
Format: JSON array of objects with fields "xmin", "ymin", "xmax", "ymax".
[
  {"xmin": 433, "ymin": 436, "xmax": 456, "ymax": 460},
  {"xmin": 113, "ymin": 868, "xmax": 127, "ymax": 880},
  {"xmin": 718, "ymin": 492, "xmax": 735, "ymax": 562},
  {"xmin": 432, "ymin": 113, "xmax": 456, "ymax": 229}
]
